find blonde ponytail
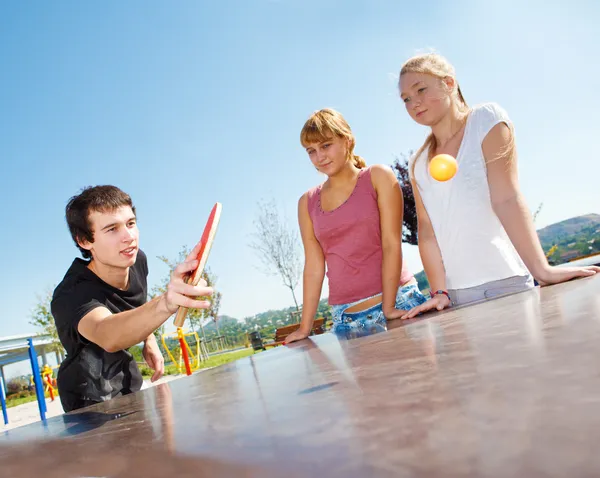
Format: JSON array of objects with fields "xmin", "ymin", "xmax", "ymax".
[
  {"xmin": 411, "ymin": 133, "xmax": 437, "ymax": 178},
  {"xmin": 353, "ymin": 155, "xmax": 366, "ymax": 169},
  {"xmin": 457, "ymin": 84, "xmax": 467, "ymax": 107}
]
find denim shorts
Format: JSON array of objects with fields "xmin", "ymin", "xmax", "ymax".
[{"xmin": 330, "ymin": 283, "xmax": 427, "ymax": 335}]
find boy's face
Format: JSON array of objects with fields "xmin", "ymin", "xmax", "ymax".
[{"xmin": 78, "ymin": 206, "xmax": 139, "ymax": 268}]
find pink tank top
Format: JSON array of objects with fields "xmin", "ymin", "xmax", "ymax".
[{"xmin": 307, "ymin": 167, "xmax": 414, "ymax": 305}]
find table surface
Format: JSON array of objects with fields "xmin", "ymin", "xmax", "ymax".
[{"xmin": 2, "ymin": 275, "xmax": 600, "ymax": 478}]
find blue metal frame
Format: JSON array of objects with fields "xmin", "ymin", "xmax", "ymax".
[
  {"xmin": 0, "ymin": 376, "xmax": 7, "ymax": 425},
  {"xmin": 27, "ymin": 337, "xmax": 46, "ymax": 421}
]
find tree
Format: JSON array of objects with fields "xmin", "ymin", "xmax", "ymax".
[
  {"xmin": 533, "ymin": 202, "xmax": 543, "ymax": 223},
  {"xmin": 391, "ymin": 152, "xmax": 418, "ymax": 245},
  {"xmin": 29, "ymin": 290, "xmax": 64, "ymax": 355},
  {"xmin": 209, "ymin": 285, "xmax": 222, "ymax": 334},
  {"xmin": 546, "ymin": 244, "xmax": 559, "ymax": 265},
  {"xmin": 249, "ymin": 198, "xmax": 302, "ymax": 310}
]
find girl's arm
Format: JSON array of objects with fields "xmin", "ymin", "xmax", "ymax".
[
  {"xmin": 371, "ymin": 165, "xmax": 404, "ymax": 318},
  {"xmin": 400, "ymin": 174, "xmax": 451, "ymax": 319},
  {"xmin": 284, "ymin": 193, "xmax": 326, "ymax": 344},
  {"xmin": 484, "ymin": 122, "xmax": 599, "ymax": 285}
]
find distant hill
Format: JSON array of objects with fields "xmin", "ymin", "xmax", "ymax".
[
  {"xmin": 539, "ymin": 214, "xmax": 600, "ymax": 263},
  {"xmin": 537, "ymin": 214, "xmax": 600, "ymax": 247}
]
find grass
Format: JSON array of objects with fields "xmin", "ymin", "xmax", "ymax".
[
  {"xmin": 5, "ymin": 391, "xmax": 57, "ymax": 408},
  {"xmin": 140, "ymin": 347, "xmax": 256, "ymax": 378},
  {"xmin": 6, "ymin": 394, "xmax": 38, "ymax": 408}
]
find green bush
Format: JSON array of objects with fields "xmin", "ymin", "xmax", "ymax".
[{"xmin": 6, "ymin": 377, "xmax": 29, "ymax": 394}]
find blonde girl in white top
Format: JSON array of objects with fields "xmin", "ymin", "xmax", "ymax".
[{"xmin": 398, "ymin": 53, "xmax": 599, "ymax": 319}]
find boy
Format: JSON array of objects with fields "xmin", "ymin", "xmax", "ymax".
[{"xmin": 51, "ymin": 185, "xmax": 212, "ymax": 412}]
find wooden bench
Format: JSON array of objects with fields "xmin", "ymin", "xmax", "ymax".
[{"xmin": 265, "ymin": 318, "xmax": 327, "ymax": 348}]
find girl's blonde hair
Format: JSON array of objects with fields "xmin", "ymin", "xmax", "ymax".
[
  {"xmin": 300, "ymin": 108, "xmax": 366, "ymax": 169},
  {"xmin": 400, "ymin": 53, "xmax": 515, "ymax": 174}
]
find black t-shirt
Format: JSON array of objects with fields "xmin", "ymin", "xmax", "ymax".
[{"xmin": 51, "ymin": 250, "xmax": 149, "ymax": 412}]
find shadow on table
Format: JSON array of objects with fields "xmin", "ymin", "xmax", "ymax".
[{"xmin": 59, "ymin": 410, "xmax": 138, "ymax": 437}]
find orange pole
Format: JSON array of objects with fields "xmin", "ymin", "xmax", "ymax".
[
  {"xmin": 45, "ymin": 375, "xmax": 55, "ymax": 401},
  {"xmin": 177, "ymin": 328, "xmax": 192, "ymax": 376}
]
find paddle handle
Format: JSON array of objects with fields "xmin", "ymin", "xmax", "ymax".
[
  {"xmin": 174, "ymin": 293, "xmax": 190, "ymax": 328},
  {"xmin": 173, "ymin": 249, "xmax": 211, "ymax": 328}
]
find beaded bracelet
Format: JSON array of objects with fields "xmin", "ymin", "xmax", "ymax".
[{"xmin": 430, "ymin": 290, "xmax": 450, "ymax": 301}]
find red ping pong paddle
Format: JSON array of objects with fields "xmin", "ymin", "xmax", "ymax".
[{"xmin": 173, "ymin": 202, "xmax": 222, "ymax": 328}]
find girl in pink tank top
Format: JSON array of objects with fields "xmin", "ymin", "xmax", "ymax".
[{"xmin": 284, "ymin": 108, "xmax": 427, "ymax": 344}]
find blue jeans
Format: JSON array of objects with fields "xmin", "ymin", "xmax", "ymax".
[{"xmin": 330, "ymin": 283, "xmax": 427, "ymax": 336}]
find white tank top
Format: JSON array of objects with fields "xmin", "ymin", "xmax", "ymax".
[{"xmin": 411, "ymin": 102, "xmax": 530, "ymax": 290}]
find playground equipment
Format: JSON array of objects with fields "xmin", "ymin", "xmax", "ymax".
[
  {"xmin": 161, "ymin": 329, "xmax": 208, "ymax": 376},
  {"xmin": 0, "ymin": 337, "xmax": 50, "ymax": 426},
  {"xmin": 28, "ymin": 337, "xmax": 46, "ymax": 422},
  {"xmin": 29, "ymin": 364, "xmax": 58, "ymax": 402},
  {"xmin": 0, "ymin": 376, "xmax": 7, "ymax": 426},
  {"xmin": 41, "ymin": 364, "xmax": 58, "ymax": 401}
]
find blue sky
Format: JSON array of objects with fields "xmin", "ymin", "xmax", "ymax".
[{"xmin": 1, "ymin": 1, "xmax": 599, "ymax": 372}]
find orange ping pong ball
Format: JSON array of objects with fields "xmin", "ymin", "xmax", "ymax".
[{"xmin": 429, "ymin": 154, "xmax": 458, "ymax": 182}]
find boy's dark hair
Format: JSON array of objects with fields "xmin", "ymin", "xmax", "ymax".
[{"xmin": 66, "ymin": 185, "xmax": 136, "ymax": 259}]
